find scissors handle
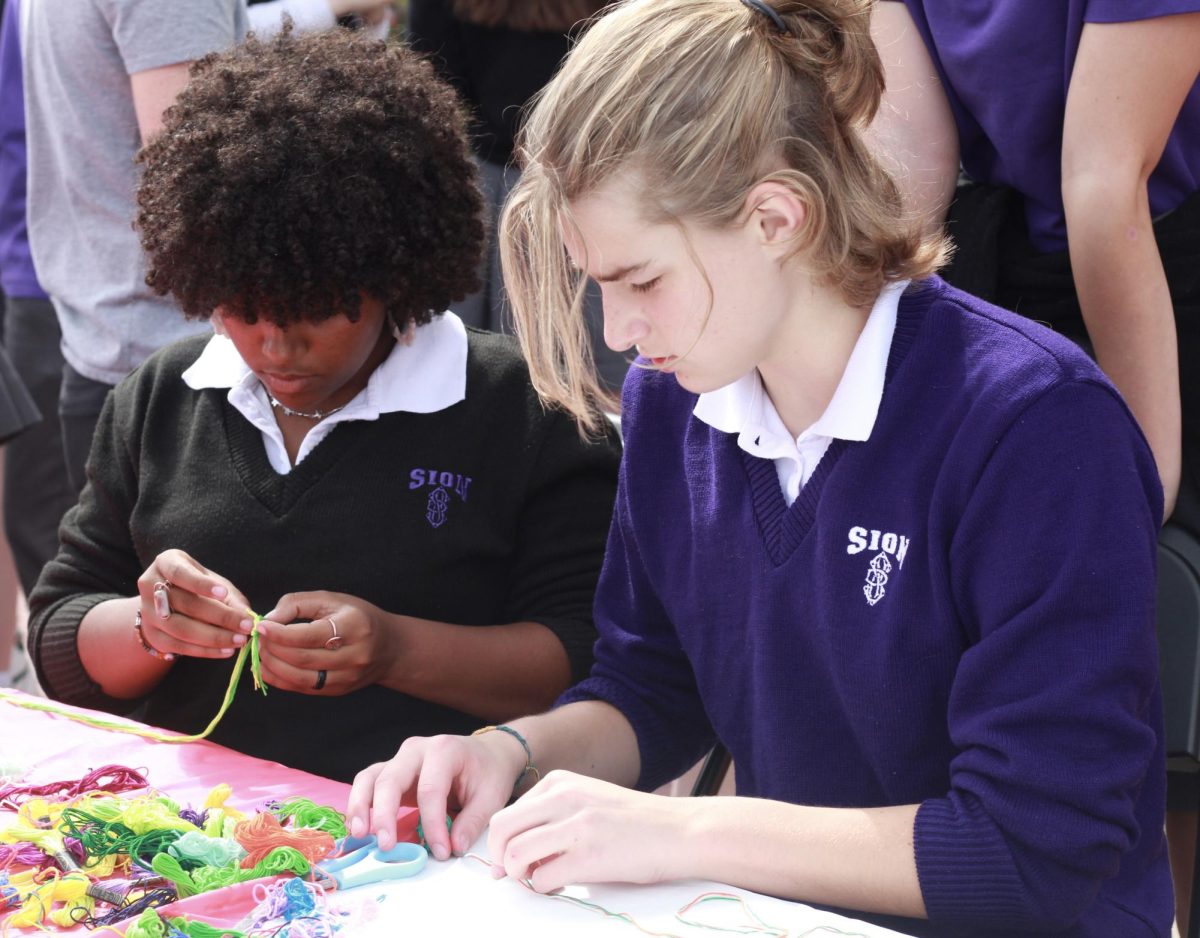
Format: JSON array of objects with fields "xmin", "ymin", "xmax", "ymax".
[
  {"xmin": 327, "ymin": 842, "xmax": 427, "ymax": 890},
  {"xmin": 320, "ymin": 841, "xmax": 375, "ymax": 875}
]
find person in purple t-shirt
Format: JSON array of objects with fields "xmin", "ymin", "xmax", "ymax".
[
  {"xmin": 868, "ymin": 4, "xmax": 1200, "ymax": 926},
  {"xmin": 869, "ymin": 1, "xmax": 1199, "ymax": 533},
  {"xmin": 347, "ymin": 1, "xmax": 1170, "ymax": 934}
]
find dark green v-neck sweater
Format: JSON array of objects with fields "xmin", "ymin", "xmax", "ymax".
[{"xmin": 27, "ymin": 330, "xmax": 620, "ymax": 781}]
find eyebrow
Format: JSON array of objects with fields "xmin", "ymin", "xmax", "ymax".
[{"xmin": 593, "ymin": 261, "xmax": 649, "ymax": 283}]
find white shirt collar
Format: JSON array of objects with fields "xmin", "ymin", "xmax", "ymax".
[
  {"xmin": 182, "ymin": 311, "xmax": 468, "ymax": 413},
  {"xmin": 181, "ymin": 312, "xmax": 468, "ymax": 474},
  {"xmin": 693, "ymin": 280, "xmax": 907, "ymax": 445}
]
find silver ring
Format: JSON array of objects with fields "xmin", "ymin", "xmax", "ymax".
[
  {"xmin": 152, "ymin": 581, "xmax": 172, "ymax": 620},
  {"xmin": 323, "ymin": 616, "xmax": 343, "ymax": 651}
]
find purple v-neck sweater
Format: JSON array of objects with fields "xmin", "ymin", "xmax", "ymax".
[{"xmin": 561, "ymin": 278, "xmax": 1170, "ymax": 936}]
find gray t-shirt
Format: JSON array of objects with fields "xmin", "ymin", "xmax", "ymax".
[{"xmin": 22, "ymin": 0, "xmax": 247, "ymax": 385}]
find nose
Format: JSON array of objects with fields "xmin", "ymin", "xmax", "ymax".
[
  {"xmin": 260, "ymin": 322, "xmax": 305, "ymax": 367},
  {"xmin": 601, "ymin": 292, "xmax": 649, "ymax": 353}
]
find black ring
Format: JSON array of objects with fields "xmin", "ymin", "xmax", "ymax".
[
  {"xmin": 738, "ymin": 0, "xmax": 789, "ymax": 34},
  {"xmin": 314, "ymin": 669, "xmax": 327, "ymax": 691}
]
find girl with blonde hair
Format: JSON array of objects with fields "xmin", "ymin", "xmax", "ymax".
[{"xmin": 350, "ymin": 1, "xmax": 1171, "ymax": 932}]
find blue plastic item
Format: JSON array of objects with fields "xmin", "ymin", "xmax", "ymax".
[{"xmin": 317, "ymin": 835, "xmax": 427, "ymax": 890}]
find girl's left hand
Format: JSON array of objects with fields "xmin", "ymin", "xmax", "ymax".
[
  {"xmin": 256, "ymin": 592, "xmax": 400, "ymax": 695},
  {"xmin": 486, "ymin": 771, "xmax": 697, "ymax": 893}
]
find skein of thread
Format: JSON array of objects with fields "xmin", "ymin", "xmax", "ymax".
[{"xmin": 233, "ymin": 813, "xmax": 333, "ymax": 868}]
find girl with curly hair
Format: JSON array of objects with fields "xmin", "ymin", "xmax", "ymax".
[
  {"xmin": 25, "ymin": 26, "xmax": 620, "ymax": 784},
  {"xmin": 348, "ymin": 0, "xmax": 1170, "ymax": 933}
]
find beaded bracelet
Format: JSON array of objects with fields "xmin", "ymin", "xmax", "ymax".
[
  {"xmin": 133, "ymin": 610, "xmax": 173, "ymax": 661},
  {"xmin": 471, "ymin": 724, "xmax": 541, "ymax": 796}
]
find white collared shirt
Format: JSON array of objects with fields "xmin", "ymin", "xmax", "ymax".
[
  {"xmin": 693, "ymin": 280, "xmax": 908, "ymax": 505},
  {"xmin": 182, "ymin": 312, "xmax": 469, "ymax": 475}
]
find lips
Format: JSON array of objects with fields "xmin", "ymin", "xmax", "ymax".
[
  {"xmin": 648, "ymin": 356, "xmax": 677, "ymax": 369},
  {"xmin": 261, "ymin": 372, "xmax": 316, "ymax": 396}
]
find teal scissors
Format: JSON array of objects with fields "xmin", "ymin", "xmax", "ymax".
[{"xmin": 316, "ymin": 834, "xmax": 427, "ymax": 890}]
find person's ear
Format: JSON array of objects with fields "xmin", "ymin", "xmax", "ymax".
[{"xmin": 745, "ymin": 181, "xmax": 808, "ymax": 254}]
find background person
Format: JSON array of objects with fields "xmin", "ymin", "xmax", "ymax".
[
  {"xmin": 27, "ymin": 27, "xmax": 620, "ymax": 783},
  {"xmin": 349, "ymin": 1, "xmax": 1169, "ymax": 934},
  {"xmin": 407, "ymin": 0, "xmax": 629, "ymax": 393}
]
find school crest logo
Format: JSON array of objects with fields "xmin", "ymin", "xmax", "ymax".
[
  {"xmin": 410, "ymin": 468, "xmax": 472, "ymax": 529},
  {"xmin": 426, "ymin": 487, "xmax": 449, "ymax": 528},
  {"xmin": 863, "ymin": 552, "xmax": 891, "ymax": 606},
  {"xmin": 846, "ymin": 526, "xmax": 910, "ymax": 607}
]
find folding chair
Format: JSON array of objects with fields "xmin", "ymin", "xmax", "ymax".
[{"xmin": 1159, "ymin": 523, "xmax": 1200, "ymax": 937}]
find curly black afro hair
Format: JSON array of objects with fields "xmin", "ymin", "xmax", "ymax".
[{"xmin": 136, "ymin": 24, "xmax": 484, "ymax": 328}]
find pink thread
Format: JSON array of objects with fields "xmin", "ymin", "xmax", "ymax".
[
  {"xmin": 0, "ymin": 764, "xmax": 149, "ymax": 809},
  {"xmin": 0, "ymin": 842, "xmax": 45, "ymax": 869}
]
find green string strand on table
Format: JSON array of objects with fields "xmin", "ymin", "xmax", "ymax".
[
  {"xmin": 270, "ymin": 798, "xmax": 348, "ymax": 839},
  {"xmin": 0, "ymin": 615, "xmax": 267, "ymax": 743}
]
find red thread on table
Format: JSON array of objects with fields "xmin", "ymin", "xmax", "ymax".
[
  {"xmin": 233, "ymin": 812, "xmax": 335, "ymax": 868},
  {"xmin": 0, "ymin": 764, "xmax": 149, "ymax": 809}
]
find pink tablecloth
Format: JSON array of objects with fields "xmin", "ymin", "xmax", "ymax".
[{"xmin": 0, "ymin": 690, "xmax": 417, "ymax": 934}]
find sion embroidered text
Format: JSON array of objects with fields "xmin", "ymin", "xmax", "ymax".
[
  {"xmin": 846, "ymin": 526, "xmax": 910, "ymax": 567},
  {"xmin": 409, "ymin": 468, "xmax": 472, "ymax": 502}
]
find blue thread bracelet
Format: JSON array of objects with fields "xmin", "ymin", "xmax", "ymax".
[{"xmin": 472, "ymin": 724, "xmax": 541, "ymax": 795}]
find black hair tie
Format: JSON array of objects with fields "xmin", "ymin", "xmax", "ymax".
[{"xmin": 738, "ymin": 0, "xmax": 790, "ymax": 34}]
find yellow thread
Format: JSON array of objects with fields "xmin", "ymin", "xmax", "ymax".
[{"xmin": 0, "ymin": 614, "xmax": 266, "ymax": 744}]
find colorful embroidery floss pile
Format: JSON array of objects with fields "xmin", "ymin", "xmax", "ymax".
[
  {"xmin": 0, "ymin": 768, "xmax": 346, "ymax": 934},
  {"xmin": 237, "ymin": 878, "xmax": 348, "ymax": 937}
]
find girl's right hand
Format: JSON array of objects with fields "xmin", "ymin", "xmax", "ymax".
[
  {"xmin": 135, "ymin": 549, "xmax": 256, "ymax": 660},
  {"xmin": 347, "ymin": 732, "xmax": 528, "ymax": 860}
]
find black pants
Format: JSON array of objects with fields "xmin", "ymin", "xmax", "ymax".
[
  {"xmin": 2, "ymin": 296, "xmax": 76, "ymax": 595},
  {"xmin": 58, "ymin": 360, "xmax": 111, "ymax": 498}
]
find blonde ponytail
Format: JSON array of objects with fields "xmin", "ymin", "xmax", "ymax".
[{"xmin": 503, "ymin": 0, "xmax": 949, "ymax": 434}]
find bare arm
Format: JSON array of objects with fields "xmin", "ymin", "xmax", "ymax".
[
  {"xmin": 379, "ymin": 616, "xmax": 570, "ymax": 718},
  {"xmin": 486, "ymin": 712, "xmax": 925, "ymax": 915},
  {"xmin": 1062, "ymin": 13, "xmax": 1200, "ymax": 520},
  {"xmin": 349, "ymin": 694, "xmax": 926, "ymax": 913},
  {"xmin": 77, "ymin": 597, "xmax": 172, "ymax": 698},
  {"xmin": 257, "ymin": 594, "xmax": 575, "ymax": 718},
  {"xmin": 866, "ymin": 1, "xmax": 959, "ymax": 232},
  {"xmin": 129, "ymin": 62, "xmax": 193, "ymax": 145}
]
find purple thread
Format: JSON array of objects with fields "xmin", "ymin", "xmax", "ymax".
[
  {"xmin": 178, "ymin": 807, "xmax": 208, "ymax": 827},
  {"xmin": 83, "ymin": 887, "xmax": 177, "ymax": 926}
]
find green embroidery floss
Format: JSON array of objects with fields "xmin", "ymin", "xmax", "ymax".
[
  {"xmin": 58, "ymin": 807, "xmax": 184, "ymax": 861},
  {"xmin": 124, "ymin": 907, "xmax": 247, "ymax": 938},
  {"xmin": 124, "ymin": 907, "xmax": 170, "ymax": 938},
  {"xmin": 271, "ymin": 798, "xmax": 348, "ymax": 839}
]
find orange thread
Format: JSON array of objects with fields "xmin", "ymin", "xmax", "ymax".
[{"xmin": 233, "ymin": 813, "xmax": 333, "ymax": 869}]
